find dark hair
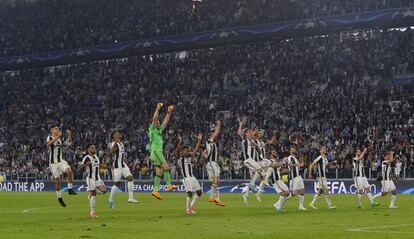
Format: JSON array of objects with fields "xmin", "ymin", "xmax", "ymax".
[
  {"xmin": 49, "ymin": 125, "xmax": 58, "ymax": 131},
  {"xmin": 86, "ymin": 143, "xmax": 94, "ymax": 150},
  {"xmin": 111, "ymin": 130, "xmax": 120, "ymax": 139}
]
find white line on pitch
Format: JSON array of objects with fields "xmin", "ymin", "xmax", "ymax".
[
  {"xmin": 347, "ymin": 224, "xmax": 414, "ymax": 232},
  {"xmin": 22, "ymin": 207, "xmax": 53, "ymax": 213}
]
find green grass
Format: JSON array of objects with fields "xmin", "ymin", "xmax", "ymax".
[{"xmin": 0, "ymin": 192, "xmax": 413, "ymax": 239}]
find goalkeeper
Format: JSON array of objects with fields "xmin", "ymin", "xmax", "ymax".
[{"xmin": 149, "ymin": 103, "xmax": 177, "ymax": 200}]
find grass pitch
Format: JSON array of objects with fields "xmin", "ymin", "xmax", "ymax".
[{"xmin": 0, "ymin": 192, "xmax": 413, "ymax": 239}]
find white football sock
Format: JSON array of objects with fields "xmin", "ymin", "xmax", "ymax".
[
  {"xmin": 357, "ymin": 194, "xmax": 362, "ymax": 207},
  {"xmin": 258, "ymin": 181, "xmax": 266, "ymax": 194},
  {"xmin": 186, "ymin": 196, "xmax": 191, "ymax": 210},
  {"xmin": 190, "ymin": 195, "xmax": 200, "ymax": 208},
  {"xmin": 128, "ymin": 181, "xmax": 134, "ymax": 200},
  {"xmin": 324, "ymin": 195, "xmax": 332, "ymax": 207},
  {"xmin": 252, "ymin": 171, "xmax": 260, "ymax": 183},
  {"xmin": 366, "ymin": 192, "xmax": 374, "ymax": 204},
  {"xmin": 210, "ymin": 186, "xmax": 216, "ymax": 199},
  {"xmin": 277, "ymin": 196, "xmax": 286, "ymax": 208},
  {"xmin": 299, "ymin": 194, "xmax": 304, "ymax": 208},
  {"xmin": 311, "ymin": 194, "xmax": 320, "ymax": 204},
  {"xmin": 243, "ymin": 185, "xmax": 250, "ymax": 197},
  {"xmin": 109, "ymin": 185, "xmax": 118, "ymax": 202},
  {"xmin": 390, "ymin": 195, "xmax": 397, "ymax": 207},
  {"xmin": 68, "ymin": 183, "xmax": 73, "ymax": 189},
  {"xmin": 215, "ymin": 189, "xmax": 220, "ymax": 200},
  {"xmin": 56, "ymin": 191, "xmax": 62, "ymax": 198},
  {"xmin": 373, "ymin": 192, "xmax": 382, "ymax": 199},
  {"xmin": 90, "ymin": 195, "xmax": 96, "ymax": 212}
]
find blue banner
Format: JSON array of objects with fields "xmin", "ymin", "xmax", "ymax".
[
  {"xmin": 0, "ymin": 8, "xmax": 413, "ymax": 71},
  {"xmin": 1, "ymin": 179, "xmax": 413, "ymax": 194}
]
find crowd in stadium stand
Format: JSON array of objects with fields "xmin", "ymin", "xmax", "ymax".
[
  {"xmin": 0, "ymin": 0, "xmax": 413, "ymax": 56},
  {"xmin": 0, "ymin": 29, "xmax": 413, "ymax": 181}
]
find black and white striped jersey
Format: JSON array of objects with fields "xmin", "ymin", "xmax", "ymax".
[
  {"xmin": 81, "ymin": 155, "xmax": 100, "ymax": 180},
  {"xmin": 251, "ymin": 139, "xmax": 260, "ymax": 162},
  {"xmin": 269, "ymin": 163, "xmax": 282, "ymax": 184},
  {"xmin": 110, "ymin": 141, "xmax": 127, "ymax": 168},
  {"xmin": 46, "ymin": 135, "xmax": 63, "ymax": 165},
  {"xmin": 352, "ymin": 157, "xmax": 365, "ymax": 177},
  {"xmin": 206, "ymin": 138, "xmax": 218, "ymax": 162},
  {"xmin": 178, "ymin": 156, "xmax": 194, "ymax": 178},
  {"xmin": 381, "ymin": 161, "xmax": 392, "ymax": 181},
  {"xmin": 287, "ymin": 155, "xmax": 300, "ymax": 178},
  {"xmin": 256, "ymin": 139, "xmax": 266, "ymax": 160},
  {"xmin": 313, "ymin": 155, "xmax": 328, "ymax": 178},
  {"xmin": 241, "ymin": 138, "xmax": 253, "ymax": 161}
]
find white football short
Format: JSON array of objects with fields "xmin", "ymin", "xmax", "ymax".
[
  {"xmin": 182, "ymin": 177, "xmax": 202, "ymax": 192},
  {"xmin": 206, "ymin": 161, "xmax": 220, "ymax": 180},
  {"xmin": 50, "ymin": 160, "xmax": 70, "ymax": 179},
  {"xmin": 112, "ymin": 167, "xmax": 132, "ymax": 182}
]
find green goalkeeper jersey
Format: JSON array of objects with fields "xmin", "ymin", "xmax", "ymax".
[{"xmin": 148, "ymin": 124, "xmax": 164, "ymax": 151}]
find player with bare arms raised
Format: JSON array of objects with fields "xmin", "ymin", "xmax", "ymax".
[{"xmin": 203, "ymin": 120, "xmax": 225, "ymax": 206}]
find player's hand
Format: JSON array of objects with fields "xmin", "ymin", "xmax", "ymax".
[
  {"xmin": 216, "ymin": 120, "xmax": 221, "ymax": 126},
  {"xmin": 177, "ymin": 134, "xmax": 182, "ymax": 141},
  {"xmin": 66, "ymin": 130, "xmax": 72, "ymax": 137},
  {"xmin": 156, "ymin": 103, "xmax": 164, "ymax": 110},
  {"xmin": 196, "ymin": 133, "xmax": 203, "ymax": 141},
  {"xmin": 167, "ymin": 105, "xmax": 174, "ymax": 113}
]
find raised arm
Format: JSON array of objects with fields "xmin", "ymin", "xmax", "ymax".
[
  {"xmin": 237, "ymin": 119, "xmax": 244, "ymax": 140},
  {"xmin": 63, "ymin": 130, "xmax": 73, "ymax": 147},
  {"xmin": 389, "ymin": 152, "xmax": 395, "ymax": 162},
  {"xmin": 266, "ymin": 130, "xmax": 278, "ymax": 145},
  {"xmin": 152, "ymin": 103, "xmax": 163, "ymax": 126},
  {"xmin": 161, "ymin": 105, "xmax": 174, "ymax": 129},
  {"xmin": 356, "ymin": 148, "xmax": 367, "ymax": 161},
  {"xmin": 176, "ymin": 134, "xmax": 183, "ymax": 157},
  {"xmin": 47, "ymin": 131, "xmax": 62, "ymax": 145},
  {"xmin": 211, "ymin": 120, "xmax": 221, "ymax": 141},
  {"xmin": 109, "ymin": 140, "xmax": 119, "ymax": 155},
  {"xmin": 191, "ymin": 133, "xmax": 203, "ymax": 157}
]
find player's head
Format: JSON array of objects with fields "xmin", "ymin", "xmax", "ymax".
[
  {"xmin": 355, "ymin": 149, "xmax": 361, "ymax": 156},
  {"xmin": 271, "ymin": 149, "xmax": 277, "ymax": 158},
  {"xmin": 289, "ymin": 147, "xmax": 297, "ymax": 155},
  {"xmin": 112, "ymin": 130, "xmax": 122, "ymax": 141},
  {"xmin": 86, "ymin": 143, "xmax": 96, "ymax": 155},
  {"xmin": 245, "ymin": 128, "xmax": 253, "ymax": 139},
  {"xmin": 255, "ymin": 129, "xmax": 264, "ymax": 139},
  {"xmin": 320, "ymin": 146, "xmax": 327, "ymax": 155},
  {"xmin": 49, "ymin": 125, "xmax": 61, "ymax": 137},
  {"xmin": 180, "ymin": 144, "xmax": 190, "ymax": 157},
  {"xmin": 155, "ymin": 120, "xmax": 161, "ymax": 128}
]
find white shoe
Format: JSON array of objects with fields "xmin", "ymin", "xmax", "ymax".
[
  {"xmin": 329, "ymin": 205, "xmax": 336, "ymax": 210},
  {"xmin": 389, "ymin": 205, "xmax": 398, "ymax": 209},
  {"xmin": 309, "ymin": 202, "xmax": 318, "ymax": 209},
  {"xmin": 299, "ymin": 207, "xmax": 308, "ymax": 211},
  {"xmin": 255, "ymin": 193, "xmax": 262, "ymax": 203},
  {"xmin": 128, "ymin": 198, "xmax": 139, "ymax": 204}
]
